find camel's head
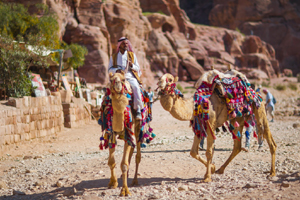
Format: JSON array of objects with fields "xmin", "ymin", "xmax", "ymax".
[
  {"xmin": 157, "ymin": 73, "xmax": 178, "ymax": 91},
  {"xmin": 109, "ymin": 71, "xmax": 125, "ymax": 94}
]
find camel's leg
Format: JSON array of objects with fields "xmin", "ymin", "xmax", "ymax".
[
  {"xmin": 254, "ymin": 104, "xmax": 277, "ymax": 177},
  {"xmin": 203, "ymin": 132, "xmax": 214, "ymax": 182},
  {"xmin": 108, "ymin": 147, "xmax": 118, "ymax": 189},
  {"xmin": 216, "ymin": 118, "xmax": 244, "ymax": 174},
  {"xmin": 131, "ymin": 120, "xmax": 141, "ymax": 186},
  {"xmin": 131, "ymin": 141, "xmax": 141, "ymax": 186},
  {"xmin": 127, "ymin": 146, "xmax": 135, "ymax": 177},
  {"xmin": 120, "ymin": 142, "xmax": 132, "ymax": 196},
  {"xmin": 190, "ymin": 135, "xmax": 216, "ymax": 174}
]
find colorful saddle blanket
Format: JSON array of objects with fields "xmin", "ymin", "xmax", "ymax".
[
  {"xmin": 191, "ymin": 75, "xmax": 262, "ymax": 140},
  {"xmin": 98, "ymin": 87, "xmax": 154, "ymax": 149}
]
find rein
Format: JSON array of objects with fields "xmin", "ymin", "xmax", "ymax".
[{"xmin": 158, "ymin": 77, "xmax": 177, "ymax": 96}]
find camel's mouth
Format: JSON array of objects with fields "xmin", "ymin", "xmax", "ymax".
[
  {"xmin": 111, "ymin": 77, "xmax": 124, "ymax": 93},
  {"xmin": 157, "ymin": 79, "xmax": 167, "ymax": 90}
]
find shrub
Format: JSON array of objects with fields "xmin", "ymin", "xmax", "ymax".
[
  {"xmin": 176, "ymin": 83, "xmax": 183, "ymax": 92},
  {"xmin": 288, "ymin": 83, "xmax": 298, "ymax": 91},
  {"xmin": 261, "ymin": 81, "xmax": 270, "ymax": 88},
  {"xmin": 0, "ymin": 36, "xmax": 46, "ymax": 97},
  {"xmin": 0, "ymin": 3, "xmax": 58, "ymax": 97},
  {"xmin": 274, "ymin": 84, "xmax": 286, "ymax": 91}
]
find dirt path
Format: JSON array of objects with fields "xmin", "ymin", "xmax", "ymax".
[{"xmin": 1, "ymin": 94, "xmax": 300, "ymax": 200}]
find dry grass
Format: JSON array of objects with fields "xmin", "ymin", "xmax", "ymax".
[
  {"xmin": 288, "ymin": 83, "xmax": 298, "ymax": 91},
  {"xmin": 274, "ymin": 84, "xmax": 287, "ymax": 91}
]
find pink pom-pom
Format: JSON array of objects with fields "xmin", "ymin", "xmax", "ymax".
[
  {"xmin": 244, "ymin": 121, "xmax": 249, "ymax": 128},
  {"xmin": 234, "ymin": 121, "xmax": 239, "ymax": 127},
  {"xmin": 225, "ymin": 121, "xmax": 229, "ymax": 126},
  {"xmin": 149, "ymin": 127, "xmax": 153, "ymax": 132},
  {"xmin": 251, "ymin": 121, "xmax": 255, "ymax": 126},
  {"xmin": 231, "ymin": 111, "xmax": 237, "ymax": 118}
]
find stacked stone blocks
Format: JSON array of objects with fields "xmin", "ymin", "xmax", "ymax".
[
  {"xmin": 62, "ymin": 98, "xmax": 91, "ymax": 128},
  {"xmin": 0, "ymin": 96, "xmax": 64, "ymax": 147}
]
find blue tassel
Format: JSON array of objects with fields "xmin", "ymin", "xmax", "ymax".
[
  {"xmin": 245, "ymin": 130, "xmax": 250, "ymax": 139},
  {"xmin": 237, "ymin": 110, "xmax": 242, "ymax": 117},
  {"xmin": 100, "ymin": 136, "xmax": 104, "ymax": 141},
  {"xmin": 146, "ymin": 139, "xmax": 151, "ymax": 144},
  {"xmin": 237, "ymin": 131, "xmax": 241, "ymax": 137},
  {"xmin": 98, "ymin": 118, "xmax": 103, "ymax": 125},
  {"xmin": 141, "ymin": 143, "xmax": 147, "ymax": 148},
  {"xmin": 151, "ymin": 133, "xmax": 156, "ymax": 138}
]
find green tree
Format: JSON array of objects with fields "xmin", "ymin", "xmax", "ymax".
[
  {"xmin": 55, "ymin": 42, "xmax": 88, "ymax": 70},
  {"xmin": 0, "ymin": 2, "xmax": 60, "ymax": 48},
  {"xmin": 0, "ymin": 2, "xmax": 87, "ymax": 97}
]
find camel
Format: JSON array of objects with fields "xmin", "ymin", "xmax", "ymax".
[
  {"xmin": 157, "ymin": 66, "xmax": 277, "ymax": 182},
  {"xmin": 104, "ymin": 71, "xmax": 146, "ymax": 196}
]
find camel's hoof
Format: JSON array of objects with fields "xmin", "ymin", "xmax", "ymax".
[
  {"xmin": 211, "ymin": 164, "xmax": 216, "ymax": 174},
  {"xmin": 267, "ymin": 172, "xmax": 276, "ymax": 178},
  {"xmin": 120, "ymin": 187, "xmax": 131, "ymax": 196},
  {"xmin": 131, "ymin": 178, "xmax": 138, "ymax": 186},
  {"xmin": 108, "ymin": 181, "xmax": 118, "ymax": 189},
  {"xmin": 215, "ymin": 168, "xmax": 224, "ymax": 174},
  {"xmin": 202, "ymin": 178, "xmax": 212, "ymax": 183},
  {"xmin": 241, "ymin": 147, "xmax": 248, "ymax": 152}
]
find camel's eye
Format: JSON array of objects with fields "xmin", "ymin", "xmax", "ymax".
[{"xmin": 168, "ymin": 79, "xmax": 172, "ymax": 82}]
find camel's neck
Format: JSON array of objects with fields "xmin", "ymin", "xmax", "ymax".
[
  {"xmin": 110, "ymin": 92, "xmax": 128, "ymax": 132},
  {"xmin": 160, "ymin": 94, "xmax": 194, "ymax": 121}
]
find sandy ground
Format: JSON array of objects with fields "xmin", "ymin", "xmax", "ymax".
[{"xmin": 0, "ymin": 86, "xmax": 300, "ymax": 200}]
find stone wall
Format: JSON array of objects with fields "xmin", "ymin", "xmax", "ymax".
[
  {"xmin": 0, "ymin": 96, "xmax": 64, "ymax": 151},
  {"xmin": 62, "ymin": 98, "xmax": 91, "ymax": 128}
]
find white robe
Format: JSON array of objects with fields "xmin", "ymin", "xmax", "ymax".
[{"xmin": 108, "ymin": 51, "xmax": 143, "ymax": 110}]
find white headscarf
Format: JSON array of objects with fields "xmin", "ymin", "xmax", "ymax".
[{"xmin": 116, "ymin": 37, "xmax": 134, "ymax": 53}]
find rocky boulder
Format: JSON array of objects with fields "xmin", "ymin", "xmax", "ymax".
[{"xmin": 208, "ymin": 0, "xmax": 300, "ymax": 75}]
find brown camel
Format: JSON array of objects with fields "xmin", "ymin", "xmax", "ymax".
[
  {"xmin": 106, "ymin": 71, "xmax": 144, "ymax": 196},
  {"xmin": 157, "ymin": 68, "xmax": 277, "ymax": 183}
]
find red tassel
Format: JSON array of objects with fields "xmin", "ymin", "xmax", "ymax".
[
  {"xmin": 106, "ymin": 88, "xmax": 111, "ymax": 95},
  {"xmin": 231, "ymin": 131, "xmax": 240, "ymax": 141},
  {"xmin": 253, "ymin": 131, "xmax": 258, "ymax": 139},
  {"xmin": 244, "ymin": 121, "xmax": 250, "ymax": 128},
  {"xmin": 99, "ymin": 142, "xmax": 103, "ymax": 150},
  {"xmin": 232, "ymin": 132, "xmax": 237, "ymax": 140}
]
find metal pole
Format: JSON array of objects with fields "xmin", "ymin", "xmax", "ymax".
[{"xmin": 56, "ymin": 50, "xmax": 64, "ymax": 90}]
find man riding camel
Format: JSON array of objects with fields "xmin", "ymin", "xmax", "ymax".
[{"xmin": 108, "ymin": 37, "xmax": 143, "ymax": 120}]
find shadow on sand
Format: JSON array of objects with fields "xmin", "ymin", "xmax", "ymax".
[{"xmin": 0, "ymin": 176, "xmax": 205, "ymax": 200}]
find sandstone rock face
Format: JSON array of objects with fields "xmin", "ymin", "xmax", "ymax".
[
  {"xmin": 9, "ymin": 0, "xmax": 281, "ymax": 83},
  {"xmin": 209, "ymin": 0, "xmax": 300, "ymax": 75}
]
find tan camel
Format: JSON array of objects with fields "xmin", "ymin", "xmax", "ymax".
[
  {"xmin": 157, "ymin": 68, "xmax": 277, "ymax": 182},
  {"xmin": 106, "ymin": 71, "xmax": 143, "ymax": 196}
]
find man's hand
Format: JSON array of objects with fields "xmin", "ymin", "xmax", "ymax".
[{"xmin": 128, "ymin": 59, "xmax": 133, "ymax": 68}]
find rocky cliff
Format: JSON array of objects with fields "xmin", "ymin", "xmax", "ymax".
[
  {"xmin": 182, "ymin": 0, "xmax": 300, "ymax": 76},
  {"xmin": 6, "ymin": 0, "xmax": 280, "ymax": 84}
]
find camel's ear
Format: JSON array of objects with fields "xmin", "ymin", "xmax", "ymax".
[
  {"xmin": 174, "ymin": 76, "xmax": 178, "ymax": 83},
  {"xmin": 109, "ymin": 72, "xmax": 114, "ymax": 79},
  {"xmin": 120, "ymin": 70, "xmax": 125, "ymax": 75}
]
